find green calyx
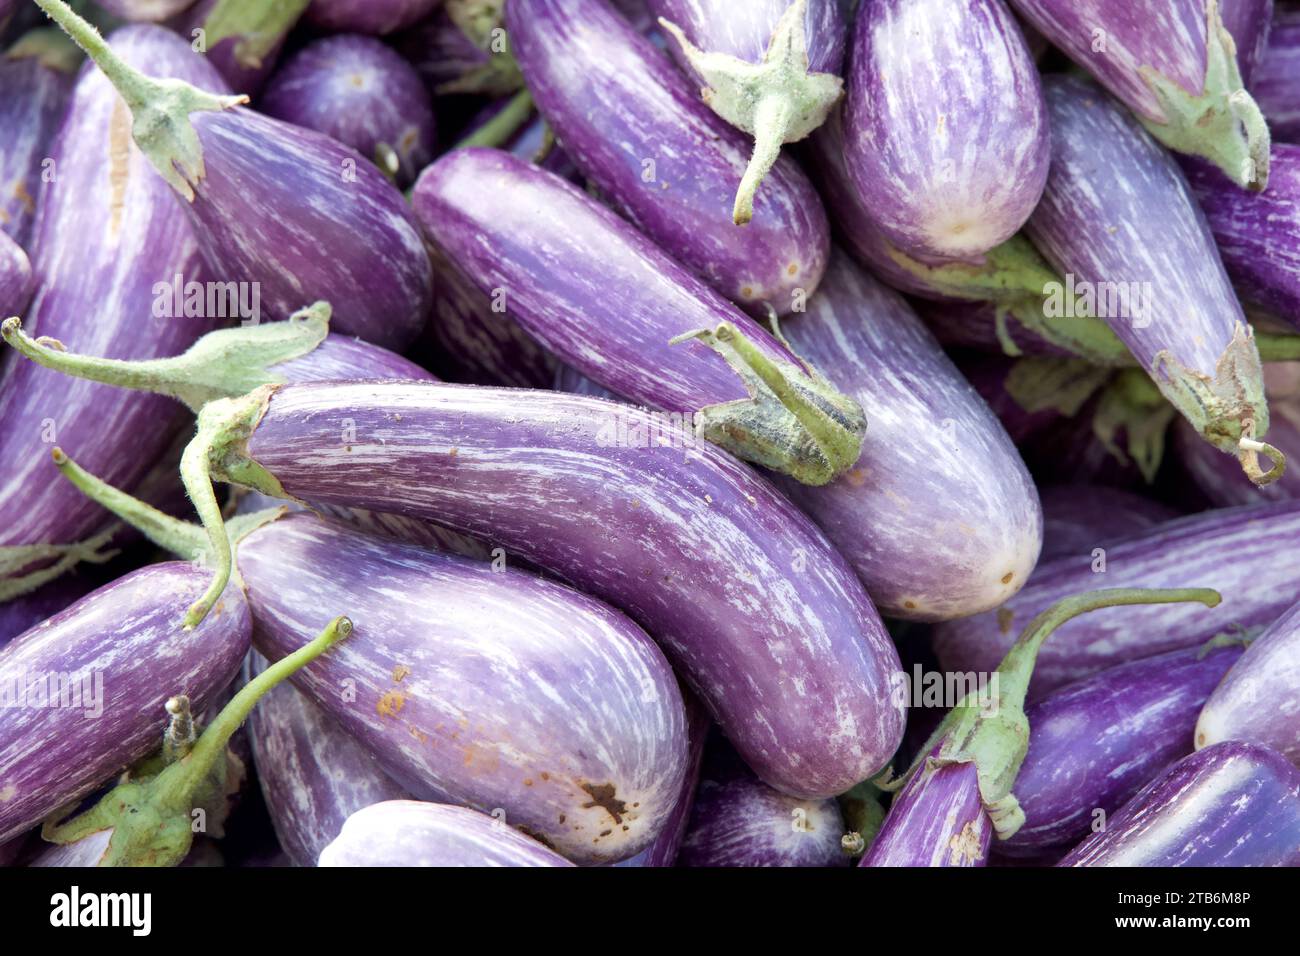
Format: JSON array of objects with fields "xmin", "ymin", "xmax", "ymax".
[
  {"xmin": 1, "ymin": 302, "xmax": 331, "ymax": 414},
  {"xmin": 5, "ymin": 27, "xmax": 83, "ymax": 72},
  {"xmin": 659, "ymin": 0, "xmax": 842, "ymax": 224},
  {"xmin": 41, "ymin": 614, "xmax": 354, "ymax": 866},
  {"xmin": 670, "ymin": 320, "xmax": 866, "ymax": 486},
  {"xmin": 889, "ymin": 234, "xmax": 1062, "ymax": 306},
  {"xmin": 0, "ymin": 528, "xmax": 119, "ymax": 603},
  {"xmin": 876, "ymin": 587, "xmax": 1221, "ymax": 840},
  {"xmin": 453, "ymin": 88, "xmax": 535, "ymax": 150},
  {"xmin": 438, "ymin": 0, "xmax": 523, "ymax": 96},
  {"xmin": 35, "ymin": 0, "xmax": 249, "ymax": 202},
  {"xmin": 1090, "ymin": 369, "xmax": 1178, "ymax": 485},
  {"xmin": 198, "ymin": 0, "xmax": 310, "ymax": 72}
]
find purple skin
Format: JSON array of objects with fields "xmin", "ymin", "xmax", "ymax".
[
  {"xmin": 506, "ymin": 0, "xmax": 830, "ymax": 317},
  {"xmin": 246, "ymin": 651, "xmax": 411, "ymax": 869},
  {"xmin": 678, "ymin": 736, "xmax": 849, "ymax": 868},
  {"xmin": 859, "ymin": 751, "xmax": 992, "ymax": 868},
  {"xmin": 1060, "ymin": 741, "xmax": 1300, "ymax": 866},
  {"xmin": 259, "ymin": 35, "xmax": 436, "ymax": 188},
  {"xmin": 650, "ymin": 0, "xmax": 845, "ymax": 75},
  {"xmin": 1255, "ymin": 7, "xmax": 1300, "ymax": 142},
  {"xmin": 0, "ymin": 567, "xmax": 109, "ymax": 649},
  {"xmin": 179, "ymin": 0, "xmax": 307, "ymax": 96},
  {"xmin": 1218, "ymin": 0, "xmax": 1274, "ymax": 85},
  {"xmin": 318, "ymin": 801, "xmax": 575, "ymax": 867},
  {"xmin": 1197, "ymin": 600, "xmax": 1300, "ymax": 765},
  {"xmin": 305, "ymin": 0, "xmax": 441, "ymax": 35},
  {"xmin": 0, "ymin": 230, "xmax": 33, "ymax": 319},
  {"xmin": 933, "ymin": 500, "xmax": 1300, "ymax": 697},
  {"xmin": 212, "ymin": 381, "xmax": 906, "ymax": 798},
  {"xmin": 1039, "ymin": 485, "xmax": 1179, "ymax": 560},
  {"xmin": 843, "ymin": 0, "xmax": 1049, "ymax": 263},
  {"xmin": 1176, "ymin": 392, "xmax": 1300, "ymax": 506},
  {"xmin": 391, "ymin": 7, "xmax": 493, "ymax": 94},
  {"xmin": 0, "ymin": 562, "xmax": 250, "ymax": 843},
  {"xmin": 776, "ymin": 249, "xmax": 1043, "ymax": 621},
  {"xmin": 94, "ymin": 0, "xmax": 197, "ymax": 20}
]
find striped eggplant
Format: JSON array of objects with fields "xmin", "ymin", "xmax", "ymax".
[
  {"xmin": 260, "ymin": 34, "xmax": 436, "ymax": 188},
  {"xmin": 933, "ymin": 500, "xmax": 1300, "ymax": 696},
  {"xmin": 506, "ymin": 0, "xmax": 830, "ymax": 311},
  {"xmin": 411, "ymin": 148, "xmax": 866, "ymax": 486},
  {"xmin": 678, "ymin": 735, "xmax": 848, "ymax": 868},
  {"xmin": 1196, "ymin": 599, "xmax": 1300, "ymax": 765},
  {"xmin": 861, "ymin": 751, "xmax": 991, "ymax": 867},
  {"xmin": 1007, "ymin": 0, "xmax": 1272, "ymax": 189},
  {"xmin": 651, "ymin": 0, "xmax": 847, "ymax": 223},
  {"xmin": 1039, "ymin": 484, "xmax": 1179, "ymax": 560},
  {"xmin": 0, "ymin": 562, "xmax": 250, "ymax": 844},
  {"xmin": 94, "ymin": 0, "xmax": 197, "ymax": 20},
  {"xmin": 39, "ymin": 0, "xmax": 434, "ymax": 352},
  {"xmin": 305, "ymin": 0, "xmax": 441, "ymax": 35},
  {"xmin": 1027, "ymin": 74, "xmax": 1279, "ymax": 485},
  {"xmin": 0, "ymin": 565, "xmax": 113, "ymax": 649},
  {"xmin": 180, "ymin": 0, "xmax": 310, "ymax": 96},
  {"xmin": 318, "ymin": 801, "xmax": 575, "ymax": 867},
  {"xmin": 391, "ymin": 1, "xmax": 522, "ymax": 96},
  {"xmin": 1059, "ymin": 741, "xmax": 1300, "ymax": 866},
  {"xmin": 843, "ymin": 0, "xmax": 1049, "ymax": 263},
  {"xmin": 0, "ymin": 230, "xmax": 32, "ymax": 319},
  {"xmin": 1219, "ymin": 0, "xmax": 1275, "ymax": 85},
  {"xmin": 776, "ymin": 249, "xmax": 1042, "ymax": 621},
  {"xmin": 1254, "ymin": 6, "xmax": 1300, "ymax": 142},
  {"xmin": 172, "ymin": 381, "xmax": 908, "ymax": 798},
  {"xmin": 1175, "ymin": 388, "xmax": 1300, "ymax": 506}
]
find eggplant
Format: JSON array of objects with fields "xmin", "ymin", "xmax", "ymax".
[
  {"xmin": 1039, "ymin": 484, "xmax": 1179, "ymax": 560},
  {"xmin": 1196, "ymin": 599, "xmax": 1300, "ymax": 765},
  {"xmin": 861, "ymin": 752, "xmax": 991, "ymax": 867},
  {"xmin": 1007, "ymin": 0, "xmax": 1272, "ymax": 189},
  {"xmin": 305, "ymin": 0, "xmax": 441, "ymax": 35},
  {"xmin": 170, "ymin": 380, "xmax": 907, "ymax": 798},
  {"xmin": 650, "ymin": 0, "xmax": 847, "ymax": 223},
  {"xmin": 933, "ymin": 500, "xmax": 1300, "ymax": 696},
  {"xmin": 260, "ymin": 34, "xmax": 436, "ymax": 188},
  {"xmin": 94, "ymin": 0, "xmax": 197, "ymax": 20},
  {"xmin": 39, "ymin": 0, "xmax": 434, "ymax": 352},
  {"xmin": 1219, "ymin": 0, "xmax": 1275, "ymax": 85},
  {"xmin": 506, "ymin": 0, "xmax": 830, "ymax": 311},
  {"xmin": 180, "ymin": 0, "xmax": 309, "ymax": 96},
  {"xmin": 318, "ymin": 801, "xmax": 575, "ymax": 867},
  {"xmin": 0, "ymin": 230, "xmax": 32, "ymax": 320},
  {"xmin": 1059, "ymin": 741, "xmax": 1300, "ymax": 866},
  {"xmin": 776, "ymin": 249, "xmax": 1042, "ymax": 620},
  {"xmin": 1027, "ymin": 74, "xmax": 1278, "ymax": 485},
  {"xmin": 0, "ymin": 562, "xmax": 250, "ymax": 844},
  {"xmin": 1255, "ymin": 6, "xmax": 1300, "ymax": 142},
  {"xmin": 0, "ymin": 566, "xmax": 111, "ymax": 649},
  {"xmin": 843, "ymin": 0, "xmax": 1049, "ymax": 263},
  {"xmin": 391, "ymin": 2, "xmax": 522, "ymax": 97}
]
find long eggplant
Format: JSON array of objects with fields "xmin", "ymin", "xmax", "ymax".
[
  {"xmin": 1059, "ymin": 741, "xmax": 1300, "ymax": 866},
  {"xmin": 0, "ymin": 564, "xmax": 112, "ymax": 649},
  {"xmin": 506, "ymin": 0, "xmax": 830, "ymax": 310},
  {"xmin": 318, "ymin": 801, "xmax": 575, "ymax": 867},
  {"xmin": 180, "ymin": 0, "xmax": 310, "ymax": 96},
  {"xmin": 1007, "ymin": 0, "xmax": 1272, "ymax": 189},
  {"xmin": 1254, "ymin": 5, "xmax": 1300, "ymax": 142},
  {"xmin": 304, "ymin": 0, "xmax": 441, "ymax": 35},
  {"xmin": 1039, "ymin": 484, "xmax": 1179, "ymax": 560},
  {"xmin": 0, "ymin": 230, "xmax": 32, "ymax": 320}
]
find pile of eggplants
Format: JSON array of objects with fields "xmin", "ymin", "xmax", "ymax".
[{"xmin": 1, "ymin": 0, "xmax": 1298, "ymax": 872}]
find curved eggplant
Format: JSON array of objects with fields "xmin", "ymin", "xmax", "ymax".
[
  {"xmin": 305, "ymin": 0, "xmax": 441, "ymax": 35},
  {"xmin": 0, "ymin": 566, "xmax": 111, "ymax": 649},
  {"xmin": 0, "ymin": 230, "xmax": 32, "ymax": 320},
  {"xmin": 860, "ymin": 754, "xmax": 991, "ymax": 867},
  {"xmin": 1039, "ymin": 484, "xmax": 1179, "ymax": 560},
  {"xmin": 1255, "ymin": 6, "xmax": 1300, "ymax": 142},
  {"xmin": 181, "ymin": 0, "xmax": 309, "ymax": 96}
]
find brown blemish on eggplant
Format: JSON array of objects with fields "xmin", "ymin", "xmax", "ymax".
[
  {"xmin": 408, "ymin": 724, "xmax": 428, "ymax": 743},
  {"xmin": 997, "ymin": 607, "xmax": 1015, "ymax": 635},
  {"xmin": 377, "ymin": 690, "xmax": 406, "ymax": 718},
  {"xmin": 392, "ymin": 664, "xmax": 410, "ymax": 682},
  {"xmin": 12, "ymin": 181, "xmax": 35, "ymax": 216},
  {"xmin": 108, "ymin": 97, "xmax": 132, "ymax": 238},
  {"xmin": 787, "ymin": 263, "xmax": 798, "ymax": 276},
  {"xmin": 1000, "ymin": 571, "xmax": 1014, "ymax": 585},
  {"xmin": 580, "ymin": 782, "xmax": 626, "ymax": 824}
]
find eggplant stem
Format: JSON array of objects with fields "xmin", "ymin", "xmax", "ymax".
[
  {"xmin": 1238, "ymin": 419, "xmax": 1286, "ymax": 485},
  {"xmin": 454, "ymin": 88, "xmax": 534, "ymax": 151},
  {"xmin": 0, "ymin": 527, "xmax": 120, "ymax": 602},
  {"xmin": 734, "ymin": 93, "xmax": 794, "ymax": 225}
]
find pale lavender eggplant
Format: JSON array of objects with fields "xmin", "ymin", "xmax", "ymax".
[
  {"xmin": 776, "ymin": 249, "xmax": 1043, "ymax": 621},
  {"xmin": 859, "ymin": 752, "xmax": 992, "ymax": 867},
  {"xmin": 0, "ymin": 562, "xmax": 250, "ymax": 843},
  {"xmin": 1175, "ymin": 394, "xmax": 1300, "ymax": 506},
  {"xmin": 506, "ymin": 0, "xmax": 830, "ymax": 316},
  {"xmin": 1039, "ymin": 484, "xmax": 1179, "ymax": 560},
  {"xmin": 305, "ymin": 0, "xmax": 440, "ymax": 34},
  {"xmin": 933, "ymin": 501, "xmax": 1300, "ymax": 696},
  {"xmin": 1196, "ymin": 600, "xmax": 1300, "ymax": 765},
  {"xmin": 1219, "ymin": 0, "xmax": 1274, "ymax": 85},
  {"xmin": 318, "ymin": 801, "xmax": 575, "ymax": 867},
  {"xmin": 95, "ymin": 0, "xmax": 196, "ymax": 20},
  {"xmin": 0, "ymin": 230, "xmax": 32, "ymax": 319},
  {"xmin": 1059, "ymin": 741, "xmax": 1300, "ymax": 866},
  {"xmin": 180, "ymin": 0, "xmax": 309, "ymax": 96},
  {"xmin": 207, "ymin": 381, "xmax": 907, "ymax": 798},
  {"xmin": 1255, "ymin": 6, "xmax": 1300, "ymax": 141},
  {"xmin": 843, "ymin": 0, "xmax": 1049, "ymax": 262},
  {"xmin": 259, "ymin": 34, "xmax": 436, "ymax": 187}
]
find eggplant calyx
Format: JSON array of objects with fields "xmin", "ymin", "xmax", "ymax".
[
  {"xmin": 35, "ymin": 0, "xmax": 249, "ymax": 202},
  {"xmin": 41, "ymin": 615, "xmax": 354, "ymax": 867},
  {"xmin": 438, "ymin": 0, "xmax": 524, "ymax": 96},
  {"xmin": 0, "ymin": 528, "xmax": 120, "ymax": 603},
  {"xmin": 197, "ymin": 0, "xmax": 311, "ymax": 72},
  {"xmin": 1137, "ymin": 0, "xmax": 1270, "ymax": 191},
  {"xmin": 2, "ymin": 303, "xmax": 331, "ymax": 415},
  {"xmin": 1089, "ymin": 369, "xmax": 1177, "ymax": 485},
  {"xmin": 658, "ymin": 0, "xmax": 843, "ymax": 224},
  {"xmin": 670, "ymin": 321, "xmax": 866, "ymax": 485},
  {"xmin": 888, "ymin": 233, "xmax": 1061, "ymax": 305},
  {"xmin": 1238, "ymin": 418, "xmax": 1286, "ymax": 485}
]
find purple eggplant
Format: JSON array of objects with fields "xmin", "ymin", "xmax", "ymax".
[
  {"xmin": 1219, "ymin": 0, "xmax": 1275, "ymax": 85},
  {"xmin": 506, "ymin": 0, "xmax": 830, "ymax": 309},
  {"xmin": 1027, "ymin": 74, "xmax": 1278, "ymax": 484},
  {"xmin": 1007, "ymin": 0, "xmax": 1272, "ymax": 189},
  {"xmin": 412, "ymin": 148, "xmax": 865, "ymax": 486},
  {"xmin": 260, "ymin": 34, "xmax": 436, "ymax": 188},
  {"xmin": 776, "ymin": 249, "xmax": 1043, "ymax": 620},
  {"xmin": 933, "ymin": 500, "xmax": 1300, "ymax": 696},
  {"xmin": 651, "ymin": 0, "xmax": 847, "ymax": 223},
  {"xmin": 1060, "ymin": 741, "xmax": 1300, "ymax": 866},
  {"xmin": 843, "ymin": 0, "xmax": 1049, "ymax": 262},
  {"xmin": 1196, "ymin": 599, "xmax": 1300, "ymax": 765},
  {"xmin": 180, "ymin": 0, "xmax": 309, "ymax": 96},
  {"xmin": 0, "ymin": 565, "xmax": 112, "ymax": 649},
  {"xmin": 1039, "ymin": 484, "xmax": 1179, "ymax": 560},
  {"xmin": 305, "ymin": 0, "xmax": 441, "ymax": 35},
  {"xmin": 94, "ymin": 0, "xmax": 197, "ymax": 20},
  {"xmin": 1255, "ymin": 6, "xmax": 1300, "ymax": 142},
  {"xmin": 172, "ymin": 381, "xmax": 907, "ymax": 799},
  {"xmin": 0, "ymin": 230, "xmax": 32, "ymax": 320},
  {"xmin": 0, "ymin": 562, "xmax": 250, "ymax": 844},
  {"xmin": 318, "ymin": 801, "xmax": 575, "ymax": 867},
  {"xmin": 861, "ymin": 752, "xmax": 992, "ymax": 867},
  {"xmin": 391, "ymin": 2, "xmax": 522, "ymax": 96}
]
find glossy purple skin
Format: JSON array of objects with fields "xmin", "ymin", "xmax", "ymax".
[
  {"xmin": 260, "ymin": 35, "xmax": 436, "ymax": 188},
  {"xmin": 1039, "ymin": 485, "xmax": 1179, "ymax": 560},
  {"xmin": 240, "ymin": 381, "xmax": 907, "ymax": 798},
  {"xmin": 777, "ymin": 249, "xmax": 1042, "ymax": 621},
  {"xmin": 933, "ymin": 500, "xmax": 1300, "ymax": 697},
  {"xmin": 844, "ymin": 0, "xmax": 1049, "ymax": 262},
  {"xmin": 238, "ymin": 514, "xmax": 689, "ymax": 864},
  {"xmin": 1255, "ymin": 7, "xmax": 1300, "ymax": 142},
  {"xmin": 1219, "ymin": 0, "xmax": 1275, "ymax": 85},
  {"xmin": 0, "ymin": 230, "xmax": 32, "ymax": 319},
  {"xmin": 649, "ymin": 0, "xmax": 846, "ymax": 75},
  {"xmin": 506, "ymin": 0, "xmax": 830, "ymax": 316},
  {"xmin": 1060, "ymin": 741, "xmax": 1300, "ymax": 866},
  {"xmin": 1005, "ymin": 643, "xmax": 1244, "ymax": 852},
  {"xmin": 276, "ymin": 332, "xmax": 435, "ymax": 383},
  {"xmin": 1184, "ymin": 143, "xmax": 1300, "ymax": 325},
  {"xmin": 0, "ymin": 562, "xmax": 250, "ymax": 843},
  {"xmin": 306, "ymin": 0, "xmax": 441, "ymax": 35},
  {"xmin": 96, "ymin": 0, "xmax": 197, "ymax": 20},
  {"xmin": 247, "ymin": 652, "xmax": 411, "ymax": 868},
  {"xmin": 1175, "ymin": 395, "xmax": 1300, "ymax": 506},
  {"xmin": 0, "ymin": 568, "xmax": 108, "ymax": 650},
  {"xmin": 0, "ymin": 50, "xmax": 75, "ymax": 247},
  {"xmin": 860, "ymin": 752, "xmax": 992, "ymax": 867},
  {"xmin": 1197, "ymin": 600, "xmax": 1300, "ymax": 765},
  {"xmin": 180, "ymin": 0, "xmax": 300, "ymax": 96},
  {"xmin": 319, "ymin": 801, "xmax": 576, "ymax": 867},
  {"xmin": 678, "ymin": 738, "xmax": 849, "ymax": 868},
  {"xmin": 0, "ymin": 27, "xmax": 224, "ymax": 556},
  {"xmin": 184, "ymin": 107, "xmax": 431, "ymax": 351}
]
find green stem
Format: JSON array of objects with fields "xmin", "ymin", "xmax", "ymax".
[
  {"xmin": 734, "ymin": 93, "xmax": 793, "ymax": 225},
  {"xmin": 454, "ymin": 89, "xmax": 534, "ymax": 151},
  {"xmin": 0, "ymin": 528, "xmax": 119, "ymax": 603},
  {"xmin": 1257, "ymin": 333, "xmax": 1300, "ymax": 362},
  {"xmin": 198, "ymin": 0, "xmax": 310, "ymax": 72}
]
